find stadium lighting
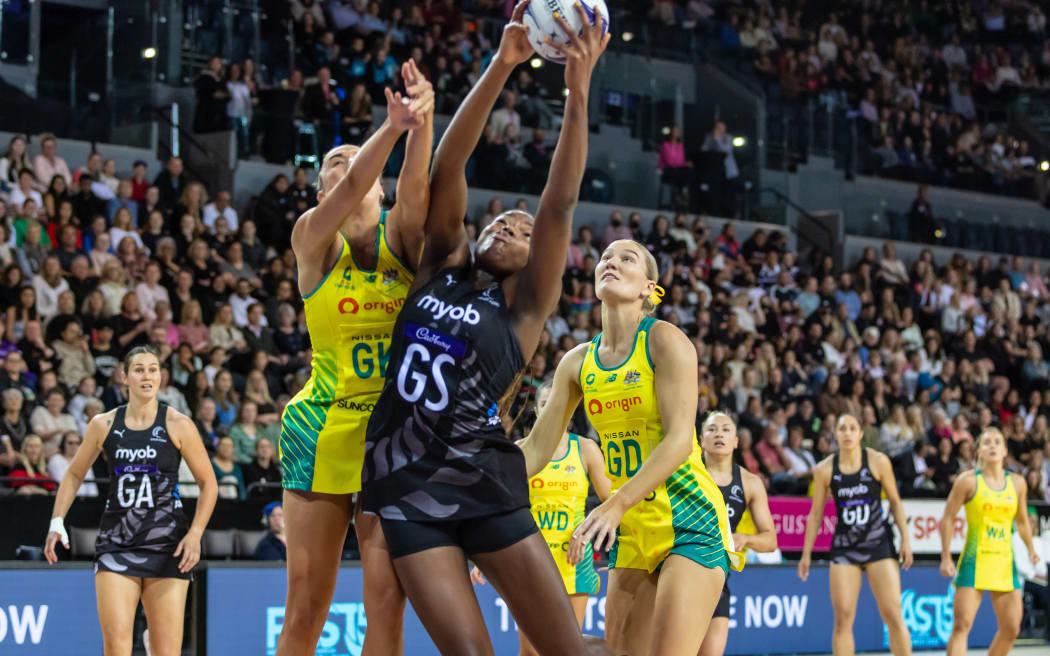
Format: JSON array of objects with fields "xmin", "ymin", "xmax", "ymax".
[
  {"xmin": 622, "ymin": 32, "xmax": 634, "ymax": 42},
  {"xmin": 142, "ymin": 47, "xmax": 157, "ymax": 59},
  {"xmin": 732, "ymin": 136, "xmax": 746, "ymax": 147},
  {"xmin": 530, "ymin": 57, "xmax": 543, "ymax": 69},
  {"xmin": 1041, "ymin": 160, "xmax": 1050, "ymax": 172}
]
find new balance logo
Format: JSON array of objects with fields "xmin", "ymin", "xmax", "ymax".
[{"xmin": 417, "ymin": 294, "xmax": 481, "ymax": 325}]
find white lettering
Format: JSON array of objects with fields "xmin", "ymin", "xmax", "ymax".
[
  {"xmin": 117, "ymin": 474, "xmax": 154, "ymax": 509},
  {"xmin": 417, "ymin": 294, "xmax": 481, "ymax": 325},
  {"xmin": 494, "ymin": 598, "xmax": 517, "ymax": 632},
  {"xmin": 6, "ymin": 605, "xmax": 47, "ymax": 645},
  {"xmin": 135, "ymin": 477, "xmax": 154, "ymax": 509},
  {"xmin": 397, "ymin": 344, "xmax": 429, "ymax": 404},
  {"xmin": 744, "ymin": 596, "xmax": 808, "ymax": 628},
  {"xmin": 114, "ymin": 446, "xmax": 157, "ymax": 462},
  {"xmin": 763, "ymin": 596, "xmax": 783, "ymax": 627}
]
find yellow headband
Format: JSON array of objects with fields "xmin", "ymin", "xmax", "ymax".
[{"xmin": 649, "ymin": 285, "xmax": 665, "ymax": 307}]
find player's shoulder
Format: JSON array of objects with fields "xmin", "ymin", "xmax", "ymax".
[
  {"xmin": 88, "ymin": 408, "xmax": 118, "ymax": 430},
  {"xmin": 164, "ymin": 405, "xmax": 196, "ymax": 431}
]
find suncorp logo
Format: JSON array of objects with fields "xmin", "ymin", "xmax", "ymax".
[
  {"xmin": 587, "ymin": 396, "xmax": 643, "ymax": 415},
  {"xmin": 417, "ymin": 294, "xmax": 480, "ymax": 324},
  {"xmin": 115, "ymin": 446, "xmax": 157, "ymax": 462},
  {"xmin": 267, "ymin": 603, "xmax": 366, "ymax": 655},
  {"xmin": 0, "ymin": 605, "xmax": 48, "ymax": 645}
]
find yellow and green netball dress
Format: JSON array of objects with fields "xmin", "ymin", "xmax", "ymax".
[
  {"xmin": 281, "ymin": 212, "xmax": 413, "ymax": 494},
  {"xmin": 580, "ymin": 317, "xmax": 743, "ymax": 575},
  {"xmin": 955, "ymin": 471, "xmax": 1022, "ymax": 591},
  {"xmin": 529, "ymin": 433, "xmax": 600, "ymax": 595}
]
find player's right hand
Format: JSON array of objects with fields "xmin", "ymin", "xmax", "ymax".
[
  {"xmin": 469, "ymin": 566, "xmax": 487, "ymax": 586},
  {"xmin": 44, "ymin": 518, "xmax": 69, "ymax": 565},
  {"xmin": 939, "ymin": 557, "xmax": 956, "ymax": 578}
]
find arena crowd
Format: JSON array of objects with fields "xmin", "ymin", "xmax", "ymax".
[{"xmin": 1, "ymin": 127, "xmax": 1049, "ymax": 512}]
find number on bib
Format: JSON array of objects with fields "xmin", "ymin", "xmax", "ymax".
[{"xmin": 396, "ymin": 343, "xmax": 455, "ymax": 412}]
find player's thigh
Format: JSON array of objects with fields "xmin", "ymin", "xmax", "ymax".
[
  {"xmin": 988, "ymin": 590, "xmax": 1022, "ymax": 635},
  {"xmin": 473, "ymin": 531, "xmax": 587, "ymax": 656},
  {"xmin": 283, "ymin": 489, "xmax": 352, "ymax": 594},
  {"xmin": 829, "ymin": 563, "xmax": 863, "ymax": 624},
  {"xmin": 864, "ymin": 559, "xmax": 904, "ymax": 621},
  {"xmin": 355, "ymin": 502, "xmax": 405, "ymax": 608},
  {"xmin": 649, "ymin": 555, "xmax": 726, "ymax": 656},
  {"xmin": 393, "ymin": 545, "xmax": 494, "ymax": 655},
  {"xmin": 140, "ymin": 577, "xmax": 191, "ymax": 656},
  {"xmin": 95, "ymin": 572, "xmax": 142, "ymax": 654},
  {"xmin": 698, "ymin": 617, "xmax": 729, "ymax": 656},
  {"xmin": 951, "ymin": 586, "xmax": 983, "ymax": 631},
  {"xmin": 606, "ymin": 567, "xmax": 658, "ymax": 656}
]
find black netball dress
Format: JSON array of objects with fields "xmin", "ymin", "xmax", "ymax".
[
  {"xmin": 713, "ymin": 463, "xmax": 748, "ymax": 618},
  {"xmin": 829, "ymin": 448, "xmax": 895, "ymax": 565},
  {"xmin": 360, "ymin": 267, "xmax": 531, "ymax": 556},
  {"xmin": 95, "ymin": 402, "xmax": 192, "ymax": 579}
]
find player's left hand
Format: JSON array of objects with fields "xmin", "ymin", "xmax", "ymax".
[
  {"xmin": 1030, "ymin": 549, "xmax": 1041, "ymax": 567},
  {"xmin": 569, "ymin": 495, "xmax": 626, "ymax": 565},
  {"xmin": 174, "ymin": 527, "xmax": 202, "ymax": 573},
  {"xmin": 470, "ymin": 566, "xmax": 487, "ymax": 586}
]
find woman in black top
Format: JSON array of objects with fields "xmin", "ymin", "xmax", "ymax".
[
  {"xmin": 362, "ymin": 5, "xmax": 608, "ymax": 654},
  {"xmin": 799, "ymin": 414, "xmax": 914, "ymax": 656},
  {"xmin": 45, "ymin": 346, "xmax": 217, "ymax": 656},
  {"xmin": 699, "ymin": 412, "xmax": 777, "ymax": 656}
]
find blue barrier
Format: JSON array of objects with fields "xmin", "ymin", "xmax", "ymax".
[
  {"xmin": 0, "ymin": 567, "xmax": 101, "ymax": 655},
  {"xmin": 0, "ymin": 563, "xmax": 1003, "ymax": 655}
]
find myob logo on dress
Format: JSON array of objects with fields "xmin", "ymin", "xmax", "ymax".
[{"xmin": 416, "ymin": 294, "xmax": 481, "ymax": 325}]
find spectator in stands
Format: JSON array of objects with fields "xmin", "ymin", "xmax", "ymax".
[
  {"xmin": 489, "ymin": 90, "xmax": 522, "ymax": 142},
  {"xmin": 243, "ymin": 435, "xmax": 282, "ymax": 499},
  {"xmin": 658, "ymin": 125, "xmax": 694, "ymax": 210},
  {"xmin": 29, "ymin": 387, "xmax": 76, "ymax": 455},
  {"xmin": 254, "ymin": 501, "xmax": 287, "ymax": 559},
  {"xmin": 107, "ymin": 179, "xmax": 138, "ymax": 226},
  {"xmin": 50, "ymin": 318, "xmax": 94, "ymax": 390},
  {"xmin": 203, "ymin": 190, "xmax": 238, "ymax": 233},
  {"xmin": 31, "ymin": 256, "xmax": 69, "ymax": 320},
  {"xmin": 230, "ymin": 399, "xmax": 279, "ymax": 464},
  {"xmin": 32, "ymin": 134, "xmax": 71, "ymax": 190},
  {"xmin": 8, "ymin": 434, "xmax": 54, "ymax": 494},
  {"xmin": 47, "ymin": 430, "xmax": 97, "ymax": 496},
  {"xmin": 0, "ymin": 388, "xmax": 28, "ymax": 451},
  {"xmin": 304, "ymin": 66, "xmax": 339, "ymax": 150},
  {"xmin": 195, "ymin": 56, "xmax": 231, "ymax": 134},
  {"xmin": 10, "ymin": 168, "xmax": 43, "ymax": 216},
  {"xmin": 211, "ymin": 435, "xmax": 245, "ymax": 499},
  {"xmin": 153, "ymin": 157, "xmax": 187, "ymax": 212},
  {"xmin": 129, "ymin": 160, "xmax": 149, "ymax": 201},
  {"xmin": 0, "ymin": 135, "xmax": 32, "ymax": 191}
]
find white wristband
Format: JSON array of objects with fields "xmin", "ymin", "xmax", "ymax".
[{"xmin": 49, "ymin": 517, "xmax": 69, "ymax": 547}]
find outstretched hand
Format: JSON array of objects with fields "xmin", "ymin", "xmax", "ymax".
[
  {"xmin": 384, "ymin": 81, "xmax": 432, "ymax": 133},
  {"xmin": 495, "ymin": 1, "xmax": 535, "ymax": 67},
  {"xmin": 547, "ymin": 2, "xmax": 610, "ymax": 93},
  {"xmin": 401, "ymin": 59, "xmax": 434, "ymax": 122}
]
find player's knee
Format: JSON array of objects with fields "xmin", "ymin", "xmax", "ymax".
[
  {"xmin": 952, "ymin": 613, "xmax": 974, "ymax": 634},
  {"xmin": 364, "ymin": 582, "xmax": 406, "ymax": 628},
  {"xmin": 999, "ymin": 617, "xmax": 1021, "ymax": 641},
  {"xmin": 832, "ymin": 606, "xmax": 855, "ymax": 628},
  {"xmin": 102, "ymin": 634, "xmax": 134, "ymax": 654}
]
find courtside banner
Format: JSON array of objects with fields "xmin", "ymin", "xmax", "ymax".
[
  {"xmin": 206, "ymin": 564, "xmax": 998, "ymax": 655},
  {"xmin": 768, "ymin": 496, "xmax": 836, "ymax": 551},
  {"xmin": 0, "ymin": 567, "xmax": 102, "ymax": 655},
  {"xmin": 901, "ymin": 499, "xmax": 967, "ymax": 555}
]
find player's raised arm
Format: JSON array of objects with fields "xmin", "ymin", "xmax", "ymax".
[
  {"xmin": 512, "ymin": 4, "xmax": 609, "ymax": 331},
  {"xmin": 291, "ymin": 89, "xmax": 425, "ymax": 265},
  {"xmin": 421, "ymin": 1, "xmax": 534, "ymax": 271}
]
